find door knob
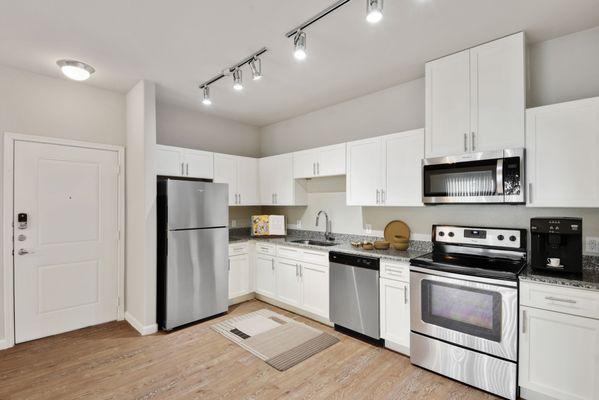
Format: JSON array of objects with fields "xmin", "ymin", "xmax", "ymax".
[{"xmin": 17, "ymin": 249, "xmax": 31, "ymax": 255}]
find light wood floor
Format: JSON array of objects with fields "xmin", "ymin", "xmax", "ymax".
[{"xmin": 0, "ymin": 300, "xmax": 499, "ymax": 400}]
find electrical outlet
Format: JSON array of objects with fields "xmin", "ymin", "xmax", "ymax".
[
  {"xmin": 231, "ymin": 220, "xmax": 237, "ymax": 228},
  {"xmin": 365, "ymin": 224, "xmax": 372, "ymax": 235},
  {"xmin": 586, "ymin": 237, "xmax": 599, "ymax": 254},
  {"xmin": 296, "ymin": 220, "xmax": 302, "ymax": 229}
]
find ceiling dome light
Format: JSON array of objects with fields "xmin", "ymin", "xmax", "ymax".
[
  {"xmin": 293, "ymin": 31, "xmax": 307, "ymax": 61},
  {"xmin": 201, "ymin": 86, "xmax": 212, "ymax": 106},
  {"xmin": 366, "ymin": 0, "xmax": 383, "ymax": 23},
  {"xmin": 250, "ymin": 57, "xmax": 262, "ymax": 80},
  {"xmin": 232, "ymin": 68, "xmax": 243, "ymax": 91},
  {"xmin": 56, "ymin": 59, "xmax": 95, "ymax": 81}
]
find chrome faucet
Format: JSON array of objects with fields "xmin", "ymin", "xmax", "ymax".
[{"xmin": 315, "ymin": 210, "xmax": 334, "ymax": 241}]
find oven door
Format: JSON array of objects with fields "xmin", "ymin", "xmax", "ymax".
[{"xmin": 410, "ymin": 267, "xmax": 518, "ymax": 361}]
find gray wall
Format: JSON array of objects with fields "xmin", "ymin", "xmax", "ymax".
[
  {"xmin": 259, "ymin": 27, "xmax": 599, "ymax": 246},
  {"xmin": 0, "ymin": 64, "xmax": 126, "ymax": 343},
  {"xmin": 156, "ymin": 102, "xmax": 261, "ymax": 158}
]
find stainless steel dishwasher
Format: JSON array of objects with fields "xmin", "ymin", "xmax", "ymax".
[{"xmin": 329, "ymin": 251, "xmax": 380, "ymax": 339}]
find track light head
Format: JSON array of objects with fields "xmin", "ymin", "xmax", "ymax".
[
  {"xmin": 250, "ymin": 57, "xmax": 262, "ymax": 80},
  {"xmin": 366, "ymin": 0, "xmax": 383, "ymax": 23},
  {"xmin": 201, "ymin": 86, "xmax": 212, "ymax": 106},
  {"xmin": 232, "ymin": 68, "xmax": 243, "ymax": 91},
  {"xmin": 293, "ymin": 31, "xmax": 307, "ymax": 61}
]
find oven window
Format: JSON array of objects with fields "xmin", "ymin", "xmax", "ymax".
[
  {"xmin": 421, "ymin": 280, "xmax": 502, "ymax": 342},
  {"xmin": 423, "ymin": 159, "xmax": 498, "ymax": 198}
]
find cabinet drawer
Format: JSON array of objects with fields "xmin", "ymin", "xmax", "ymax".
[
  {"xmin": 301, "ymin": 249, "xmax": 329, "ymax": 266},
  {"xmin": 520, "ymin": 281, "xmax": 599, "ymax": 320},
  {"xmin": 381, "ymin": 260, "xmax": 410, "ymax": 282},
  {"xmin": 228, "ymin": 242, "xmax": 249, "ymax": 256},
  {"xmin": 277, "ymin": 245, "xmax": 302, "ymax": 260},
  {"xmin": 255, "ymin": 242, "xmax": 276, "ymax": 256}
]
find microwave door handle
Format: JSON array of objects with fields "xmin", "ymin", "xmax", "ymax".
[{"xmin": 496, "ymin": 159, "xmax": 504, "ymax": 195}]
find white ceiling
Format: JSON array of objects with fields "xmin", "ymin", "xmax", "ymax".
[{"xmin": 1, "ymin": 0, "xmax": 599, "ymax": 126}]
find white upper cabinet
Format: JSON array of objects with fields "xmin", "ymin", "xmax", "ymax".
[
  {"xmin": 154, "ymin": 145, "xmax": 214, "ymax": 179},
  {"xmin": 382, "ymin": 129, "xmax": 424, "ymax": 206},
  {"xmin": 425, "ymin": 32, "xmax": 525, "ymax": 157},
  {"xmin": 214, "ymin": 153, "xmax": 259, "ymax": 206},
  {"xmin": 346, "ymin": 137, "xmax": 382, "ymax": 206},
  {"xmin": 347, "ymin": 129, "xmax": 424, "ymax": 206},
  {"xmin": 259, "ymin": 153, "xmax": 307, "ymax": 206},
  {"xmin": 526, "ymin": 96, "xmax": 599, "ymax": 208},
  {"xmin": 425, "ymin": 50, "xmax": 471, "ymax": 158},
  {"xmin": 293, "ymin": 143, "xmax": 346, "ymax": 179}
]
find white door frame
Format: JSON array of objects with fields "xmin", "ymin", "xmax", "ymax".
[{"xmin": 2, "ymin": 132, "xmax": 126, "ymax": 349}]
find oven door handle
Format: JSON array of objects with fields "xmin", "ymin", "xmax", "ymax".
[{"xmin": 496, "ymin": 159, "xmax": 504, "ymax": 195}]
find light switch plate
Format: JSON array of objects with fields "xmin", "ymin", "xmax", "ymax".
[
  {"xmin": 586, "ymin": 237, "xmax": 599, "ymax": 254},
  {"xmin": 296, "ymin": 220, "xmax": 302, "ymax": 229}
]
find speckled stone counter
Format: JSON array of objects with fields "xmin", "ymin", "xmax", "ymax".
[
  {"xmin": 519, "ymin": 256, "xmax": 599, "ymax": 291},
  {"xmin": 228, "ymin": 228, "xmax": 431, "ymax": 263}
]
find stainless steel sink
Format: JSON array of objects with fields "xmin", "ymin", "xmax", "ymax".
[{"xmin": 289, "ymin": 239, "xmax": 339, "ymax": 247}]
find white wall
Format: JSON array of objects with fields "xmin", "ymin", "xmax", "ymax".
[
  {"xmin": 125, "ymin": 81, "xmax": 158, "ymax": 334},
  {"xmin": 0, "ymin": 65, "xmax": 126, "ymax": 345},
  {"xmin": 156, "ymin": 102, "xmax": 261, "ymax": 158},
  {"xmin": 259, "ymin": 27, "xmax": 599, "ymax": 246}
]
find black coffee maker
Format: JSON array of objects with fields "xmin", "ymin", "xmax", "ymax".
[{"xmin": 530, "ymin": 217, "xmax": 582, "ymax": 275}]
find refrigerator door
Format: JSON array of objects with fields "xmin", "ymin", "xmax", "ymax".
[
  {"xmin": 167, "ymin": 180, "xmax": 228, "ymax": 230},
  {"xmin": 165, "ymin": 227, "xmax": 228, "ymax": 329}
]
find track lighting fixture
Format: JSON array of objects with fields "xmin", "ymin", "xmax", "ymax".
[
  {"xmin": 293, "ymin": 31, "xmax": 307, "ymax": 61},
  {"xmin": 232, "ymin": 68, "xmax": 243, "ymax": 91},
  {"xmin": 201, "ymin": 86, "xmax": 211, "ymax": 106},
  {"xmin": 250, "ymin": 57, "xmax": 262, "ymax": 80},
  {"xmin": 366, "ymin": 0, "xmax": 384, "ymax": 23}
]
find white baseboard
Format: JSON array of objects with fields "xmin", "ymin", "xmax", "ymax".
[
  {"xmin": 229, "ymin": 292, "xmax": 255, "ymax": 306},
  {"xmin": 383, "ymin": 339, "xmax": 410, "ymax": 356},
  {"xmin": 125, "ymin": 312, "xmax": 158, "ymax": 336},
  {"xmin": 0, "ymin": 338, "xmax": 13, "ymax": 351}
]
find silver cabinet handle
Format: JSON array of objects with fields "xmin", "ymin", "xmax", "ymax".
[
  {"xmin": 186, "ymin": 163, "xmax": 189, "ymax": 176},
  {"xmin": 403, "ymin": 285, "xmax": 407, "ymax": 304},
  {"xmin": 317, "ymin": 162, "xmax": 320, "ymax": 175},
  {"xmin": 464, "ymin": 133, "xmax": 468, "ymax": 152},
  {"xmin": 528, "ymin": 183, "xmax": 532, "ymax": 204},
  {"xmin": 17, "ymin": 249, "xmax": 30, "ymax": 255},
  {"xmin": 381, "ymin": 189, "xmax": 386, "ymax": 204},
  {"xmin": 471, "ymin": 132, "xmax": 476, "ymax": 151},
  {"xmin": 181, "ymin": 162, "xmax": 184, "ymax": 175},
  {"xmin": 376, "ymin": 189, "xmax": 380, "ymax": 204},
  {"xmin": 545, "ymin": 296, "xmax": 577, "ymax": 304},
  {"xmin": 238, "ymin": 193, "xmax": 241, "ymax": 204},
  {"xmin": 295, "ymin": 263, "xmax": 299, "ymax": 277},
  {"xmin": 272, "ymin": 193, "xmax": 275, "ymax": 204},
  {"xmin": 522, "ymin": 309, "xmax": 527, "ymax": 334},
  {"xmin": 228, "ymin": 259, "xmax": 231, "ymax": 271},
  {"xmin": 300, "ymin": 264, "xmax": 303, "ymax": 278},
  {"xmin": 274, "ymin": 193, "xmax": 278, "ymax": 204},
  {"xmin": 271, "ymin": 258, "xmax": 275, "ymax": 270},
  {"xmin": 313, "ymin": 163, "xmax": 316, "ymax": 176}
]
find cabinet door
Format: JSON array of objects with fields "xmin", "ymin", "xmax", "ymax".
[
  {"xmin": 273, "ymin": 153, "xmax": 294, "ymax": 205},
  {"xmin": 293, "ymin": 149, "xmax": 316, "ymax": 179},
  {"xmin": 276, "ymin": 259, "xmax": 301, "ymax": 307},
  {"xmin": 317, "ymin": 143, "xmax": 346, "ymax": 177},
  {"xmin": 300, "ymin": 262, "xmax": 329, "ymax": 319},
  {"xmin": 184, "ymin": 149, "xmax": 214, "ymax": 179},
  {"xmin": 382, "ymin": 129, "xmax": 424, "ymax": 206},
  {"xmin": 380, "ymin": 278, "xmax": 410, "ymax": 354},
  {"xmin": 228, "ymin": 254, "xmax": 250, "ymax": 299},
  {"xmin": 255, "ymin": 255, "xmax": 276, "ymax": 298},
  {"xmin": 526, "ymin": 97, "xmax": 599, "ymax": 207},
  {"xmin": 236, "ymin": 156, "xmax": 259, "ymax": 205},
  {"xmin": 259, "ymin": 156, "xmax": 276, "ymax": 205},
  {"xmin": 214, "ymin": 154, "xmax": 237, "ymax": 206},
  {"xmin": 346, "ymin": 137, "xmax": 382, "ymax": 206},
  {"xmin": 425, "ymin": 50, "xmax": 471, "ymax": 157},
  {"xmin": 155, "ymin": 145, "xmax": 184, "ymax": 176},
  {"xmin": 519, "ymin": 306, "xmax": 599, "ymax": 400},
  {"xmin": 470, "ymin": 33, "xmax": 525, "ymax": 152}
]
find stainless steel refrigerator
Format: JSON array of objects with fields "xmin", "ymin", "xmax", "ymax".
[{"xmin": 157, "ymin": 177, "xmax": 229, "ymax": 330}]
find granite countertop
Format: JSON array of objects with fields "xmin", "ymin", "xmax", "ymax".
[
  {"xmin": 519, "ymin": 257, "xmax": 599, "ymax": 291},
  {"xmin": 228, "ymin": 230, "xmax": 430, "ymax": 263}
]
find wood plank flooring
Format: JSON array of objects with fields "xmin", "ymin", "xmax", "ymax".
[{"xmin": 0, "ymin": 300, "xmax": 499, "ymax": 400}]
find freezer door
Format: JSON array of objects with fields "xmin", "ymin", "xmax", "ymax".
[
  {"xmin": 167, "ymin": 180, "xmax": 228, "ymax": 230},
  {"xmin": 165, "ymin": 227, "xmax": 228, "ymax": 329}
]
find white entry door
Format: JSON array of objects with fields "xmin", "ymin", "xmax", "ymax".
[{"xmin": 13, "ymin": 140, "xmax": 120, "ymax": 343}]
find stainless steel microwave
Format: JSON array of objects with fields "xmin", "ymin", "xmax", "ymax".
[{"xmin": 422, "ymin": 148, "xmax": 524, "ymax": 204}]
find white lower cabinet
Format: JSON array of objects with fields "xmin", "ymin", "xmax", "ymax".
[
  {"xmin": 380, "ymin": 276, "xmax": 410, "ymax": 355},
  {"xmin": 255, "ymin": 253, "xmax": 276, "ymax": 298},
  {"xmin": 276, "ymin": 258, "xmax": 301, "ymax": 307},
  {"xmin": 519, "ymin": 282, "xmax": 599, "ymax": 400},
  {"xmin": 228, "ymin": 254, "xmax": 250, "ymax": 299},
  {"xmin": 299, "ymin": 262, "xmax": 329, "ymax": 319}
]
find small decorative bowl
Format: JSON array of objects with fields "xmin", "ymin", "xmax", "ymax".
[
  {"xmin": 391, "ymin": 241, "xmax": 409, "ymax": 251},
  {"xmin": 374, "ymin": 240, "xmax": 390, "ymax": 250},
  {"xmin": 362, "ymin": 242, "xmax": 374, "ymax": 250}
]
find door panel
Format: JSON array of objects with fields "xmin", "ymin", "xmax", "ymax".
[
  {"xmin": 167, "ymin": 180, "xmax": 228, "ymax": 229},
  {"xmin": 317, "ymin": 143, "xmax": 346, "ymax": 177},
  {"xmin": 380, "ymin": 278, "xmax": 410, "ymax": 350},
  {"xmin": 300, "ymin": 262, "xmax": 329, "ymax": 318},
  {"xmin": 293, "ymin": 149, "xmax": 316, "ymax": 178},
  {"xmin": 236, "ymin": 156, "xmax": 259, "ymax": 205},
  {"xmin": 184, "ymin": 149, "xmax": 213, "ymax": 179},
  {"xmin": 155, "ymin": 145, "xmax": 183, "ymax": 176},
  {"xmin": 14, "ymin": 140, "xmax": 119, "ymax": 343},
  {"xmin": 213, "ymin": 154, "xmax": 237, "ymax": 206},
  {"xmin": 346, "ymin": 138, "xmax": 382, "ymax": 205},
  {"xmin": 166, "ymin": 227, "xmax": 228, "ymax": 329},
  {"xmin": 255, "ymin": 255, "xmax": 275, "ymax": 297},
  {"xmin": 276, "ymin": 259, "xmax": 301, "ymax": 306},
  {"xmin": 228, "ymin": 254, "xmax": 250, "ymax": 299},
  {"xmin": 383, "ymin": 130, "xmax": 424, "ymax": 206}
]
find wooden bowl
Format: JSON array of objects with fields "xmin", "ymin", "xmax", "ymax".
[
  {"xmin": 391, "ymin": 242, "xmax": 409, "ymax": 251},
  {"xmin": 362, "ymin": 242, "xmax": 374, "ymax": 250},
  {"xmin": 374, "ymin": 240, "xmax": 390, "ymax": 250},
  {"xmin": 393, "ymin": 235, "xmax": 409, "ymax": 244}
]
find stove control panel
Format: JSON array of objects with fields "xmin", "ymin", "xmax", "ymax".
[{"xmin": 434, "ymin": 225, "xmax": 523, "ymax": 249}]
